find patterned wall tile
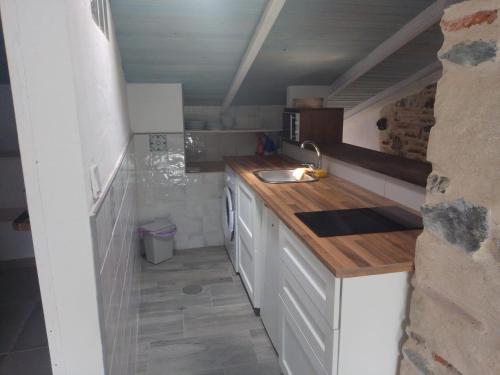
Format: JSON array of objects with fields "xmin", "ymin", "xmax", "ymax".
[{"xmin": 149, "ymin": 134, "xmax": 168, "ymax": 153}]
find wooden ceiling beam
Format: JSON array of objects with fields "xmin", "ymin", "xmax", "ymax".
[
  {"xmin": 221, "ymin": 0, "xmax": 286, "ymax": 111},
  {"xmin": 328, "ymin": 0, "xmax": 449, "ymax": 99}
]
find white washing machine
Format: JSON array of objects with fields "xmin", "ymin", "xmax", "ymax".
[{"xmin": 222, "ymin": 166, "xmax": 238, "ymax": 272}]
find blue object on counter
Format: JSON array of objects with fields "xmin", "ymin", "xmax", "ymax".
[{"xmin": 263, "ymin": 135, "xmax": 276, "ymax": 155}]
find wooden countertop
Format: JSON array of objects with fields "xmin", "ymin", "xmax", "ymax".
[{"xmin": 224, "ymin": 155, "xmax": 420, "ymax": 278}]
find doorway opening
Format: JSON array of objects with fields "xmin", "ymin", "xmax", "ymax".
[{"xmin": 0, "ymin": 20, "xmax": 52, "ymax": 375}]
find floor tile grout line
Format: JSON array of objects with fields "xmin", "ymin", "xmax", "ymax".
[{"xmin": 134, "ymin": 247, "xmax": 279, "ymax": 375}]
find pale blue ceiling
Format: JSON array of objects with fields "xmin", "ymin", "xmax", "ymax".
[
  {"xmin": 111, "ymin": 0, "xmax": 439, "ymax": 105},
  {"xmin": 111, "ymin": 0, "xmax": 268, "ymax": 104},
  {"xmin": 232, "ymin": 0, "xmax": 436, "ymax": 104},
  {"xmin": 329, "ymin": 23, "xmax": 443, "ymax": 111}
]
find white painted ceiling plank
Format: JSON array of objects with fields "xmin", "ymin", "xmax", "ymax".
[
  {"xmin": 327, "ymin": 0, "xmax": 447, "ymax": 99},
  {"xmin": 339, "ymin": 61, "xmax": 442, "ymax": 120},
  {"xmin": 221, "ymin": 0, "xmax": 286, "ymax": 111}
]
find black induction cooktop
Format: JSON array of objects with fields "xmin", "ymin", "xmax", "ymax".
[{"xmin": 295, "ymin": 206, "xmax": 422, "ymax": 237}]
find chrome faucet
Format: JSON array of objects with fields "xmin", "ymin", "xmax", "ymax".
[{"xmin": 300, "ymin": 140, "xmax": 322, "ymax": 170}]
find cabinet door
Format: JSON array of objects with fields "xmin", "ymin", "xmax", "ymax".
[
  {"xmin": 236, "ymin": 179, "xmax": 262, "ymax": 307},
  {"xmin": 280, "ymin": 298, "xmax": 326, "ymax": 375},
  {"xmin": 299, "ymin": 109, "xmax": 343, "ymax": 144},
  {"xmin": 280, "ymin": 223, "xmax": 340, "ymax": 330},
  {"xmin": 261, "ymin": 207, "xmax": 280, "ymax": 350},
  {"xmin": 281, "ymin": 266, "xmax": 338, "ymax": 375}
]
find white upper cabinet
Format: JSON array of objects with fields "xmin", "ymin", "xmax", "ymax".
[{"xmin": 127, "ymin": 83, "xmax": 184, "ymax": 133}]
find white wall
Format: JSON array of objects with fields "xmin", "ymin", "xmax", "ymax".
[
  {"xmin": 0, "ymin": 1, "xmax": 133, "ymax": 374},
  {"xmin": 69, "ymin": 1, "xmax": 131, "ymax": 207},
  {"xmin": 0, "ymin": 84, "xmax": 19, "ymax": 152},
  {"xmin": 328, "ymin": 73, "xmax": 440, "ymax": 152},
  {"xmin": 286, "ymin": 85, "xmax": 330, "ymax": 107},
  {"xmin": 127, "ymin": 83, "xmax": 184, "ymax": 133},
  {"xmin": 184, "ymin": 105, "xmax": 284, "ymax": 130},
  {"xmin": 341, "ymin": 104, "xmax": 384, "ymax": 151}
]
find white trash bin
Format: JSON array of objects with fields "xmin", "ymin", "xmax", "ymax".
[{"xmin": 138, "ymin": 220, "xmax": 177, "ymax": 265}]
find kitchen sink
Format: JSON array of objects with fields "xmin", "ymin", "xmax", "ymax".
[{"xmin": 253, "ymin": 169, "xmax": 318, "ymax": 184}]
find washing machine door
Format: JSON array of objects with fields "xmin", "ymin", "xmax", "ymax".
[{"xmin": 222, "ymin": 186, "xmax": 235, "ymax": 241}]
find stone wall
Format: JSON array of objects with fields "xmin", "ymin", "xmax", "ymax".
[
  {"xmin": 400, "ymin": 2, "xmax": 500, "ymax": 375},
  {"xmin": 379, "ymin": 84, "xmax": 436, "ymax": 161}
]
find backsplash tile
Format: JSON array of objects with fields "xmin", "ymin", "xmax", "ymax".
[
  {"xmin": 134, "ymin": 134, "xmax": 224, "ymax": 250},
  {"xmin": 184, "ymin": 132, "xmax": 263, "ymax": 162}
]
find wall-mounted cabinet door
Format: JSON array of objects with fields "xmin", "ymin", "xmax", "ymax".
[{"xmin": 236, "ymin": 179, "xmax": 262, "ymax": 307}]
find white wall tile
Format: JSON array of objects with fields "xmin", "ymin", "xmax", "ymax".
[
  {"xmin": 93, "ymin": 142, "xmax": 140, "ymax": 375},
  {"xmin": 384, "ymin": 176, "xmax": 425, "ymax": 211},
  {"xmin": 134, "ymin": 134, "xmax": 224, "ymax": 249},
  {"xmin": 327, "ymin": 159, "xmax": 386, "ymax": 196}
]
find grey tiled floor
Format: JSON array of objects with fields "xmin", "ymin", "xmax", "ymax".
[
  {"xmin": 0, "ymin": 260, "xmax": 52, "ymax": 375},
  {"xmin": 137, "ymin": 246, "xmax": 281, "ymax": 375}
]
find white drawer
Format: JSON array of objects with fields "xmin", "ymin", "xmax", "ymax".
[
  {"xmin": 280, "ymin": 297, "xmax": 327, "ymax": 375},
  {"xmin": 279, "ymin": 223, "xmax": 340, "ymax": 330},
  {"xmin": 281, "ymin": 267, "xmax": 338, "ymax": 375}
]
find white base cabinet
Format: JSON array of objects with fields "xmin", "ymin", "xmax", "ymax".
[
  {"xmin": 236, "ymin": 178, "xmax": 263, "ymax": 308},
  {"xmin": 267, "ymin": 222, "xmax": 409, "ymax": 375},
  {"xmin": 260, "ymin": 207, "xmax": 280, "ymax": 350},
  {"xmin": 280, "ymin": 300, "xmax": 328, "ymax": 375},
  {"xmin": 233, "ymin": 175, "xmax": 410, "ymax": 375},
  {"xmin": 337, "ymin": 273, "xmax": 410, "ymax": 375},
  {"xmin": 279, "ymin": 223, "xmax": 340, "ymax": 375}
]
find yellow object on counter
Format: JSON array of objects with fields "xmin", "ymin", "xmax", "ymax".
[{"xmin": 309, "ymin": 168, "xmax": 328, "ymax": 178}]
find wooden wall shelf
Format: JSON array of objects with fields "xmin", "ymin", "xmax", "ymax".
[
  {"xmin": 185, "ymin": 128, "xmax": 282, "ymax": 134},
  {"xmin": 13, "ymin": 210, "xmax": 31, "ymax": 232}
]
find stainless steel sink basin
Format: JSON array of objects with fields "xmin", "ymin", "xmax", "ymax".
[{"xmin": 253, "ymin": 169, "xmax": 318, "ymax": 184}]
